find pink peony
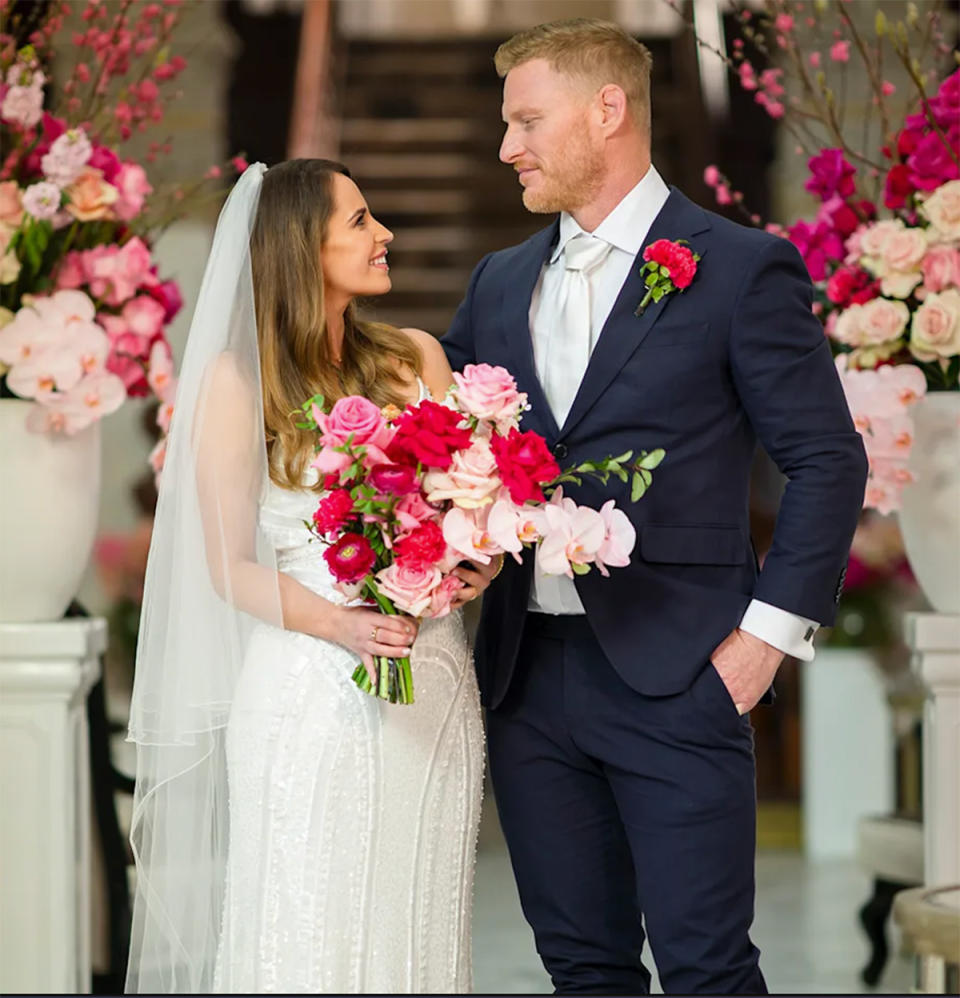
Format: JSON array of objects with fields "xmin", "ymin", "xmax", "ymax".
[
  {"xmin": 112, "ymin": 162, "xmax": 152, "ymax": 221},
  {"xmin": 805, "ymin": 148, "xmax": 856, "ymax": 201},
  {"xmin": 908, "ymin": 129, "xmax": 960, "ymax": 192},
  {"xmin": 323, "ymin": 532, "xmax": 376, "ymax": 584},
  {"xmin": 921, "ymin": 244, "xmax": 960, "ymax": 294},
  {"xmin": 368, "ymin": 462, "xmax": 420, "ymax": 496},
  {"xmin": 374, "ymin": 562, "xmax": 442, "ymax": 617},
  {"xmin": 452, "ymin": 363, "xmax": 527, "ymax": 427}
]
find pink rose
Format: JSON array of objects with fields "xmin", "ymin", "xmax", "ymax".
[
  {"xmin": 113, "ymin": 162, "xmax": 152, "ymax": 221},
  {"xmin": 427, "ymin": 574, "xmax": 465, "ymax": 619},
  {"xmin": 0, "ymin": 181, "xmax": 23, "ymax": 226},
  {"xmin": 422, "ymin": 436, "xmax": 501, "ymax": 509},
  {"xmin": 65, "ymin": 168, "xmax": 118, "ymax": 222},
  {"xmin": 880, "ymin": 227, "xmax": 927, "ymax": 275},
  {"xmin": 858, "ymin": 219, "xmax": 904, "ymax": 262},
  {"xmin": 394, "ymin": 492, "xmax": 440, "ymax": 533},
  {"xmin": 921, "ymin": 244, "xmax": 960, "ymax": 294},
  {"xmin": 374, "ymin": 562, "xmax": 442, "ymax": 617},
  {"xmin": 920, "ymin": 180, "xmax": 960, "ymax": 242},
  {"xmin": 451, "ymin": 363, "xmax": 527, "ymax": 427},
  {"xmin": 833, "ymin": 298, "xmax": 909, "ymax": 348},
  {"xmin": 320, "ymin": 395, "xmax": 393, "ymax": 452},
  {"xmin": 909, "ymin": 288, "xmax": 960, "ymax": 361}
]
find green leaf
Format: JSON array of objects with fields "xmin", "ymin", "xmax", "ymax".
[
  {"xmin": 636, "ymin": 448, "xmax": 666, "ymax": 470},
  {"xmin": 659, "ymin": 265, "xmax": 670, "ymax": 278},
  {"xmin": 613, "ymin": 450, "xmax": 633, "ymax": 464},
  {"xmin": 645, "ymin": 272, "xmax": 658, "ymax": 287},
  {"xmin": 631, "ymin": 471, "xmax": 646, "ymax": 502}
]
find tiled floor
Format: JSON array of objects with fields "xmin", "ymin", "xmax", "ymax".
[{"xmin": 472, "ymin": 797, "xmax": 914, "ymax": 995}]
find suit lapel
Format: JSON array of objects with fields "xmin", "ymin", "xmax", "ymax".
[
  {"xmin": 559, "ymin": 189, "xmax": 712, "ymax": 440},
  {"xmin": 499, "ymin": 220, "xmax": 560, "ymax": 442}
]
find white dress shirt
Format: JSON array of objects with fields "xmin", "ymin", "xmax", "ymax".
[{"xmin": 526, "ymin": 165, "xmax": 819, "ymax": 661}]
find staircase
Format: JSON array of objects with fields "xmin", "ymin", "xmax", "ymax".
[{"xmin": 336, "ymin": 32, "xmax": 712, "ymax": 337}]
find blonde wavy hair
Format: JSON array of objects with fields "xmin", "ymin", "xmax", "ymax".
[
  {"xmin": 494, "ymin": 18, "xmax": 653, "ymax": 136},
  {"xmin": 250, "ymin": 159, "xmax": 422, "ymax": 490}
]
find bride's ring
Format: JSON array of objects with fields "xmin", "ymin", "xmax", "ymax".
[{"xmin": 371, "ymin": 626, "xmax": 379, "ymax": 642}]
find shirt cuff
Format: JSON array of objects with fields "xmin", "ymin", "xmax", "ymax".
[{"xmin": 739, "ymin": 599, "xmax": 819, "ymax": 661}]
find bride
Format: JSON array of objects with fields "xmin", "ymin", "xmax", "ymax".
[{"xmin": 126, "ymin": 160, "xmax": 495, "ymax": 994}]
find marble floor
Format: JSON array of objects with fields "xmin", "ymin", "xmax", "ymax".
[{"xmin": 471, "ymin": 796, "xmax": 914, "ymax": 995}]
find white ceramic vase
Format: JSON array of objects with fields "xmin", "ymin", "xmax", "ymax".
[
  {"xmin": 897, "ymin": 392, "xmax": 960, "ymax": 614},
  {"xmin": 0, "ymin": 399, "xmax": 102, "ymax": 622}
]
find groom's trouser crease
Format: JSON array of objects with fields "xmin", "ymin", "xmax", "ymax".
[{"xmin": 486, "ymin": 613, "xmax": 767, "ymax": 995}]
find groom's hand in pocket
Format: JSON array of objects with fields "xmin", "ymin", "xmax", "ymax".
[
  {"xmin": 709, "ymin": 628, "xmax": 785, "ymax": 715},
  {"xmin": 451, "ymin": 555, "xmax": 504, "ymax": 610}
]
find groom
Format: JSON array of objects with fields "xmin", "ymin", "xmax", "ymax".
[{"xmin": 442, "ymin": 17, "xmax": 867, "ymax": 996}]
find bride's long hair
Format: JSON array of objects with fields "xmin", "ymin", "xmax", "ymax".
[{"xmin": 250, "ymin": 158, "xmax": 422, "ymax": 490}]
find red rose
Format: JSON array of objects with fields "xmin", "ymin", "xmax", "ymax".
[
  {"xmin": 394, "ymin": 520, "xmax": 446, "ymax": 570},
  {"xmin": 368, "ymin": 463, "xmax": 420, "ymax": 496},
  {"xmin": 388, "ymin": 400, "xmax": 473, "ymax": 470},
  {"xmin": 323, "ymin": 532, "xmax": 376, "ymax": 583},
  {"xmin": 884, "ymin": 163, "xmax": 915, "ymax": 210},
  {"xmin": 490, "ymin": 427, "xmax": 560, "ymax": 505},
  {"xmin": 312, "ymin": 488, "xmax": 355, "ymax": 536}
]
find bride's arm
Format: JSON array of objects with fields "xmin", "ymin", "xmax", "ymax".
[
  {"xmin": 193, "ymin": 354, "xmax": 415, "ymax": 661},
  {"xmin": 400, "ymin": 327, "xmax": 455, "ymax": 400}
]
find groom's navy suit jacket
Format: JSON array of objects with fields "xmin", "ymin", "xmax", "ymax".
[{"xmin": 442, "ymin": 188, "xmax": 868, "ymax": 710}]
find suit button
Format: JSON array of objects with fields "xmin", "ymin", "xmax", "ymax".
[{"xmin": 553, "ymin": 443, "xmax": 568, "ymax": 461}]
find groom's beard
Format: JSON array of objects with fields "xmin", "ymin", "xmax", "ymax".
[{"xmin": 521, "ymin": 131, "xmax": 605, "ymax": 216}]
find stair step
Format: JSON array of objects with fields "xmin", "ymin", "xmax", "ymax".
[
  {"xmin": 386, "ymin": 266, "xmax": 473, "ymax": 293},
  {"xmin": 347, "ymin": 152, "xmax": 477, "ymax": 179},
  {"xmin": 340, "ymin": 118, "xmax": 478, "ymax": 143},
  {"xmin": 344, "ymin": 49, "xmax": 496, "ymax": 76}
]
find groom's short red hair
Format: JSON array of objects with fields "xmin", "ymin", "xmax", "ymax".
[{"xmin": 494, "ymin": 18, "xmax": 653, "ymax": 137}]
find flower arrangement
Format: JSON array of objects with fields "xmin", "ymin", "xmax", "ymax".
[
  {"xmin": 0, "ymin": 0, "xmax": 246, "ymax": 463},
  {"xmin": 301, "ymin": 363, "xmax": 665, "ymax": 703},
  {"xmin": 671, "ymin": 0, "xmax": 959, "ymax": 513}
]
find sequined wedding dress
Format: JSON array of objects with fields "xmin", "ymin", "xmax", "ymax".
[{"xmin": 213, "ymin": 382, "xmax": 485, "ymax": 994}]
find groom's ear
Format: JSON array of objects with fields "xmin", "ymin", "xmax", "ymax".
[{"xmin": 597, "ymin": 84, "xmax": 629, "ymax": 134}]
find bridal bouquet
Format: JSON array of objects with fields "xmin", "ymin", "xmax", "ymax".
[{"xmin": 300, "ymin": 363, "xmax": 664, "ymax": 703}]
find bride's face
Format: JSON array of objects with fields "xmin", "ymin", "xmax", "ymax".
[{"xmin": 321, "ymin": 173, "xmax": 393, "ymax": 304}]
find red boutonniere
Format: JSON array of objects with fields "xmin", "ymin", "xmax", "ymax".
[{"xmin": 635, "ymin": 238, "xmax": 701, "ymax": 316}]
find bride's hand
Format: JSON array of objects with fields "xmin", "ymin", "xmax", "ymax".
[
  {"xmin": 450, "ymin": 555, "xmax": 504, "ymax": 610},
  {"xmin": 333, "ymin": 606, "xmax": 419, "ymax": 677}
]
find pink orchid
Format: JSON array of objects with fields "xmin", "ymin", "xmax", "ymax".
[
  {"xmin": 594, "ymin": 500, "xmax": 637, "ymax": 577},
  {"xmin": 486, "ymin": 497, "xmax": 545, "ymax": 563},
  {"xmin": 26, "ymin": 372, "xmax": 127, "ymax": 435},
  {"xmin": 536, "ymin": 488, "xmax": 606, "ymax": 578},
  {"xmin": 147, "ymin": 339, "xmax": 175, "ymax": 400},
  {"xmin": 441, "ymin": 505, "xmax": 502, "ymax": 565}
]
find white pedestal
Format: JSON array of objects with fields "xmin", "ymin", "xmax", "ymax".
[
  {"xmin": 0, "ymin": 619, "xmax": 105, "ymax": 994},
  {"xmin": 906, "ymin": 612, "xmax": 960, "ymax": 886},
  {"xmin": 801, "ymin": 647, "xmax": 895, "ymax": 859}
]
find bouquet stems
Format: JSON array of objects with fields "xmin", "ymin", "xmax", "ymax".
[{"xmin": 350, "ymin": 579, "xmax": 415, "ymax": 705}]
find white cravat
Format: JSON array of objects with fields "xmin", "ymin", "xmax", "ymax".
[
  {"xmin": 524, "ymin": 165, "xmax": 820, "ymax": 662},
  {"xmin": 542, "ymin": 234, "xmax": 613, "ymax": 427}
]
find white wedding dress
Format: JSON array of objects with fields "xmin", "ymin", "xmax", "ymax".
[{"xmin": 213, "ymin": 382, "xmax": 485, "ymax": 994}]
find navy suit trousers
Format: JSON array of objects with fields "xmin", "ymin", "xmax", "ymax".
[{"xmin": 486, "ymin": 613, "xmax": 768, "ymax": 995}]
